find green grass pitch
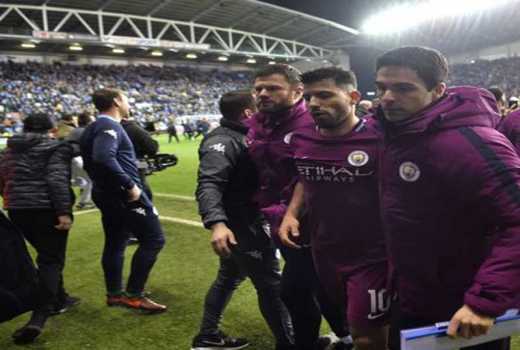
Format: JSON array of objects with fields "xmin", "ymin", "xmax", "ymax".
[{"xmin": 0, "ymin": 134, "xmax": 518, "ymax": 349}]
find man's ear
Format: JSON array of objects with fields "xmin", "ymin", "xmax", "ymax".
[
  {"xmin": 293, "ymin": 83, "xmax": 304, "ymax": 99},
  {"xmin": 49, "ymin": 127, "xmax": 58, "ymax": 138},
  {"xmin": 113, "ymin": 97, "xmax": 120, "ymax": 108},
  {"xmin": 349, "ymin": 90, "xmax": 362, "ymax": 105},
  {"xmin": 433, "ymin": 82, "xmax": 447, "ymax": 99},
  {"xmin": 243, "ymin": 108, "xmax": 254, "ymax": 118}
]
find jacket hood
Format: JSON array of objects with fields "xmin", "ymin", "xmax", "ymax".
[
  {"xmin": 250, "ymin": 98, "xmax": 308, "ymax": 128},
  {"xmin": 378, "ymin": 86, "xmax": 501, "ymax": 137},
  {"xmin": 7, "ymin": 133, "xmax": 58, "ymax": 153}
]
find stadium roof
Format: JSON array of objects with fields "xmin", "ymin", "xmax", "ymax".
[{"xmin": 1, "ymin": 0, "xmax": 359, "ymax": 49}]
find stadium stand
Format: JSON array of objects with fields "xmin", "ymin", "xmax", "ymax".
[
  {"xmin": 0, "ymin": 61, "xmax": 251, "ymax": 131},
  {"xmin": 449, "ymin": 56, "xmax": 520, "ymax": 99}
]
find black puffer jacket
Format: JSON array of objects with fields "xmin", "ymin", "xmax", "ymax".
[
  {"xmin": 0, "ymin": 133, "xmax": 75, "ymax": 216},
  {"xmin": 196, "ymin": 119, "xmax": 268, "ymax": 247}
]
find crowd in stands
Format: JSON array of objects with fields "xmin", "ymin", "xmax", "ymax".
[
  {"xmin": 0, "ymin": 61, "xmax": 251, "ymax": 134},
  {"xmin": 3, "ymin": 56, "xmax": 520, "ymax": 136},
  {"xmin": 449, "ymin": 56, "xmax": 520, "ymax": 98}
]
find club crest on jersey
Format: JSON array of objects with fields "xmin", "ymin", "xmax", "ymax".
[
  {"xmin": 209, "ymin": 143, "xmax": 226, "ymax": 153},
  {"xmin": 399, "ymin": 162, "xmax": 420, "ymax": 182},
  {"xmin": 283, "ymin": 132, "xmax": 293, "ymax": 144},
  {"xmin": 104, "ymin": 129, "xmax": 117, "ymax": 139},
  {"xmin": 347, "ymin": 150, "xmax": 369, "ymax": 167}
]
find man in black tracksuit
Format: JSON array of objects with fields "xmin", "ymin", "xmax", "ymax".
[
  {"xmin": 121, "ymin": 116, "xmax": 159, "ymax": 200},
  {"xmin": 0, "ymin": 113, "xmax": 78, "ymax": 344},
  {"xmin": 192, "ymin": 90, "xmax": 294, "ymax": 350}
]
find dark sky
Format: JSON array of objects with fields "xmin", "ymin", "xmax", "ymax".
[{"xmin": 260, "ymin": 0, "xmax": 383, "ymax": 96}]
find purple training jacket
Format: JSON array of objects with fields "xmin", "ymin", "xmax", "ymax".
[
  {"xmin": 246, "ymin": 99, "xmax": 314, "ymax": 240},
  {"xmin": 379, "ymin": 86, "xmax": 520, "ymax": 321}
]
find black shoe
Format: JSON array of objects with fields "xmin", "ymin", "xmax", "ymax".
[
  {"xmin": 49, "ymin": 295, "xmax": 81, "ymax": 316},
  {"xmin": 314, "ymin": 335, "xmax": 334, "ymax": 350},
  {"xmin": 12, "ymin": 312, "xmax": 47, "ymax": 344},
  {"xmin": 331, "ymin": 342, "xmax": 354, "ymax": 350},
  {"xmin": 192, "ymin": 331, "xmax": 249, "ymax": 349}
]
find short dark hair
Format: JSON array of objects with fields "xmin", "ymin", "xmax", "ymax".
[
  {"xmin": 23, "ymin": 113, "xmax": 56, "ymax": 133},
  {"xmin": 92, "ymin": 88, "xmax": 123, "ymax": 112},
  {"xmin": 254, "ymin": 64, "xmax": 302, "ymax": 85},
  {"xmin": 376, "ymin": 46, "xmax": 449, "ymax": 90},
  {"xmin": 219, "ymin": 90, "xmax": 256, "ymax": 121},
  {"xmin": 301, "ymin": 67, "xmax": 358, "ymax": 89},
  {"xmin": 78, "ymin": 112, "xmax": 93, "ymax": 127},
  {"xmin": 487, "ymin": 87, "xmax": 505, "ymax": 103}
]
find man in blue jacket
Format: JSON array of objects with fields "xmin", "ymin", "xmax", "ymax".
[{"xmin": 80, "ymin": 88, "xmax": 166, "ymax": 313}]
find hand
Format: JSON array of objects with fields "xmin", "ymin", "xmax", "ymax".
[
  {"xmin": 279, "ymin": 214, "xmax": 301, "ymax": 249},
  {"xmin": 127, "ymin": 184, "xmax": 142, "ymax": 202},
  {"xmin": 55, "ymin": 215, "xmax": 72, "ymax": 231},
  {"xmin": 210, "ymin": 222, "xmax": 237, "ymax": 257},
  {"xmin": 447, "ymin": 304, "xmax": 494, "ymax": 339}
]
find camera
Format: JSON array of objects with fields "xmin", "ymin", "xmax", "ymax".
[{"xmin": 143, "ymin": 153, "xmax": 178, "ymax": 176}]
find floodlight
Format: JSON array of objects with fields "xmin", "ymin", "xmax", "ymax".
[
  {"xmin": 362, "ymin": 0, "xmax": 514, "ymax": 35},
  {"xmin": 217, "ymin": 56, "xmax": 228, "ymax": 61},
  {"xmin": 247, "ymin": 58, "xmax": 256, "ymax": 64},
  {"xmin": 69, "ymin": 44, "xmax": 82, "ymax": 51},
  {"xmin": 186, "ymin": 53, "xmax": 198, "ymax": 59},
  {"xmin": 21, "ymin": 42, "xmax": 36, "ymax": 48},
  {"xmin": 112, "ymin": 48, "xmax": 125, "ymax": 54},
  {"xmin": 151, "ymin": 50, "xmax": 163, "ymax": 56}
]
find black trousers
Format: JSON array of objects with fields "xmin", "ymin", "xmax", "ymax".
[
  {"xmin": 92, "ymin": 191, "xmax": 165, "ymax": 295},
  {"xmin": 199, "ymin": 239, "xmax": 294, "ymax": 346},
  {"xmin": 8, "ymin": 209, "xmax": 69, "ymax": 312},
  {"xmin": 388, "ymin": 308, "xmax": 511, "ymax": 350},
  {"xmin": 281, "ymin": 246, "xmax": 347, "ymax": 350}
]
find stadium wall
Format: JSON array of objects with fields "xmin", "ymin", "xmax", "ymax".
[
  {"xmin": 449, "ymin": 40, "xmax": 520, "ymax": 64},
  {"xmin": 0, "ymin": 51, "xmax": 252, "ymax": 71}
]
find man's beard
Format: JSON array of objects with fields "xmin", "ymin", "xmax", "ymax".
[{"xmin": 312, "ymin": 111, "xmax": 345, "ymax": 130}]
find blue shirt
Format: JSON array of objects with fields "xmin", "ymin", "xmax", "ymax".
[{"xmin": 80, "ymin": 115, "xmax": 141, "ymax": 195}]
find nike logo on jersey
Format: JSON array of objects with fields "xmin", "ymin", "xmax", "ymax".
[{"xmin": 367, "ymin": 312, "xmax": 386, "ymax": 320}]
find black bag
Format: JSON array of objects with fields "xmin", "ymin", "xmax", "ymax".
[{"xmin": 0, "ymin": 211, "xmax": 38, "ymax": 323}]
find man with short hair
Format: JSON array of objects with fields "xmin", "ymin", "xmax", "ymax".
[
  {"xmin": 279, "ymin": 67, "xmax": 387, "ymax": 350},
  {"xmin": 374, "ymin": 46, "xmax": 519, "ymax": 350},
  {"xmin": 0, "ymin": 113, "xmax": 78, "ymax": 344},
  {"xmin": 193, "ymin": 90, "xmax": 293, "ymax": 350},
  {"xmin": 80, "ymin": 88, "xmax": 167, "ymax": 313},
  {"xmin": 247, "ymin": 64, "xmax": 347, "ymax": 350}
]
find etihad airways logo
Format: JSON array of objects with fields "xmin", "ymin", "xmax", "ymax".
[{"xmin": 297, "ymin": 164, "xmax": 374, "ymax": 183}]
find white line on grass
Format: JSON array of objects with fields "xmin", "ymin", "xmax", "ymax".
[
  {"xmin": 74, "ymin": 208, "xmax": 203, "ymax": 227},
  {"xmin": 154, "ymin": 193, "xmax": 195, "ymax": 201}
]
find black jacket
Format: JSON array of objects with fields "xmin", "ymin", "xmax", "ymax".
[
  {"xmin": 121, "ymin": 119, "xmax": 158, "ymax": 159},
  {"xmin": 0, "ymin": 133, "xmax": 75, "ymax": 216},
  {"xmin": 196, "ymin": 119, "xmax": 267, "ymax": 244}
]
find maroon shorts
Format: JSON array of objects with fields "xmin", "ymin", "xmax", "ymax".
[{"xmin": 341, "ymin": 262, "xmax": 392, "ymax": 329}]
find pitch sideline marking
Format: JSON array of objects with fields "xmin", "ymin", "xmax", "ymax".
[
  {"xmin": 74, "ymin": 208, "xmax": 203, "ymax": 227},
  {"xmin": 154, "ymin": 193, "xmax": 195, "ymax": 201}
]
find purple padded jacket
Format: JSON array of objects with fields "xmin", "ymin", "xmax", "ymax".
[
  {"xmin": 246, "ymin": 99, "xmax": 314, "ymax": 239},
  {"xmin": 379, "ymin": 86, "xmax": 520, "ymax": 321}
]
